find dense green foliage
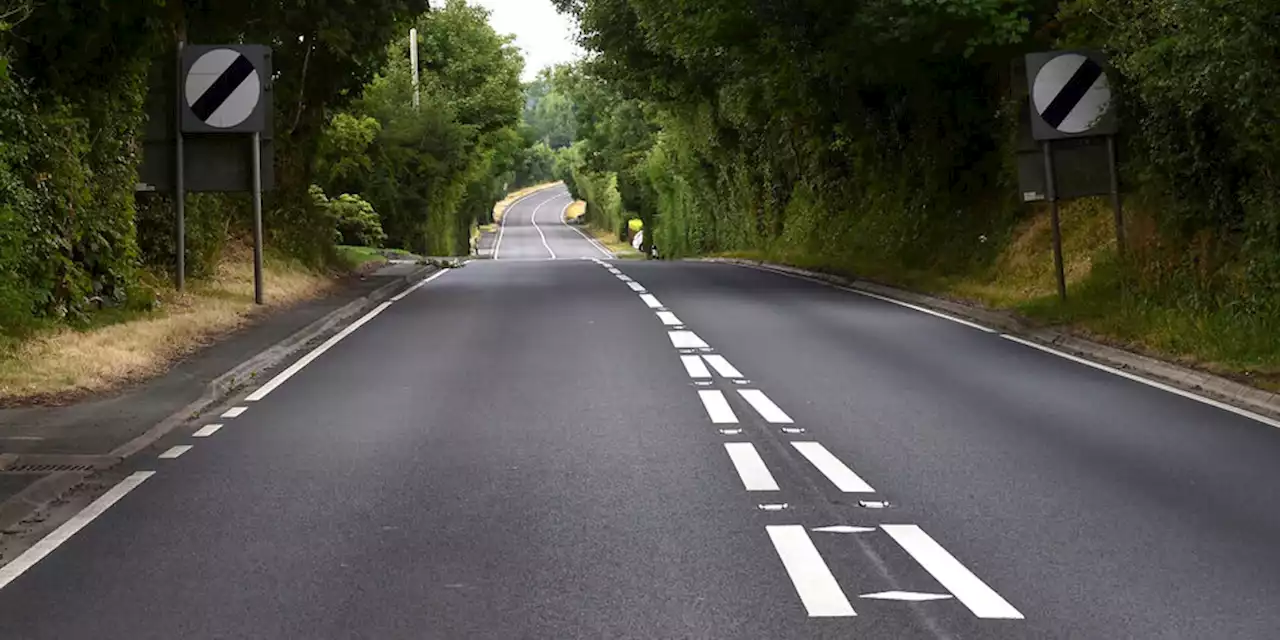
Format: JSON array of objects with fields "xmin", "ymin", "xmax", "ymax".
[{"xmin": 553, "ymin": 0, "xmax": 1280, "ymax": 352}]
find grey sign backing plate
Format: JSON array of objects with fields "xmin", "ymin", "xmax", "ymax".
[
  {"xmin": 1025, "ymin": 49, "xmax": 1118, "ymax": 141},
  {"xmin": 181, "ymin": 45, "xmax": 272, "ymax": 134}
]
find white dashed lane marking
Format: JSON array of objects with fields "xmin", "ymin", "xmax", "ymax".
[
  {"xmin": 681, "ymin": 355, "xmax": 712, "ymax": 378},
  {"xmin": 881, "ymin": 525, "xmax": 1023, "ymax": 619},
  {"xmin": 698, "ymin": 390, "xmax": 739, "ymax": 424},
  {"xmin": 656, "ymin": 311, "xmax": 683, "ymax": 326},
  {"xmin": 767, "ymin": 525, "xmax": 857, "ymax": 617},
  {"xmin": 791, "ymin": 442, "xmax": 875, "ymax": 493},
  {"xmin": 158, "ymin": 445, "xmax": 193, "ymax": 459},
  {"xmin": 640, "ymin": 294, "xmax": 663, "ymax": 309},
  {"xmin": 737, "ymin": 390, "xmax": 793, "ymax": 424},
  {"xmin": 627, "ymin": 282, "xmax": 646, "ymax": 292},
  {"xmin": 702, "ymin": 355, "xmax": 743, "ymax": 378},
  {"xmin": 220, "ymin": 407, "xmax": 247, "ymax": 418},
  {"xmin": 668, "ymin": 330, "xmax": 710, "ymax": 349},
  {"xmin": 724, "ymin": 443, "xmax": 781, "ymax": 491},
  {"xmin": 192, "ymin": 424, "xmax": 223, "ymax": 438},
  {"xmin": 617, "ymin": 274, "xmax": 633, "ymax": 282}
]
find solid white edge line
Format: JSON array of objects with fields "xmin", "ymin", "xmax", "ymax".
[
  {"xmin": 791, "ymin": 442, "xmax": 875, "ymax": 493},
  {"xmin": 246, "ymin": 301, "xmax": 394, "ymax": 401},
  {"xmin": 766, "ymin": 525, "xmax": 857, "ymax": 617},
  {"xmin": 220, "ymin": 407, "xmax": 246, "ymax": 418},
  {"xmin": 735, "ymin": 263, "xmax": 995, "ymax": 333},
  {"xmin": 701, "ymin": 354, "xmax": 743, "ymax": 379},
  {"xmin": 158, "ymin": 445, "xmax": 192, "ymax": 459},
  {"xmin": 640, "ymin": 294, "xmax": 663, "ymax": 309},
  {"xmin": 881, "ymin": 525, "xmax": 1023, "ymax": 619},
  {"xmin": 698, "ymin": 390, "xmax": 739, "ymax": 424},
  {"xmin": 0, "ymin": 471, "xmax": 155, "ymax": 590},
  {"xmin": 656, "ymin": 311, "xmax": 682, "ymax": 326},
  {"xmin": 494, "ymin": 187, "xmax": 558, "ymax": 260},
  {"xmin": 390, "ymin": 268, "xmax": 450, "ymax": 302},
  {"xmin": 680, "ymin": 355, "xmax": 712, "ymax": 378},
  {"xmin": 668, "ymin": 330, "xmax": 710, "ymax": 349},
  {"xmin": 560, "ymin": 202, "xmax": 615, "ymax": 258},
  {"xmin": 737, "ymin": 389, "xmax": 794, "ymax": 424},
  {"xmin": 192, "ymin": 424, "xmax": 223, "ymax": 438},
  {"xmin": 1000, "ymin": 334, "xmax": 1280, "ymax": 430},
  {"xmin": 529, "ymin": 195, "xmax": 563, "ymax": 260},
  {"xmin": 724, "ymin": 443, "xmax": 781, "ymax": 491}
]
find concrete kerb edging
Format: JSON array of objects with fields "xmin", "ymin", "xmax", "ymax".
[
  {"xmin": 701, "ymin": 257, "xmax": 1280, "ymax": 423},
  {"xmin": 0, "ymin": 264, "xmax": 438, "ymax": 532}
]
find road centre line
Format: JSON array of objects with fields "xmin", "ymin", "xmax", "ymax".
[
  {"xmin": 724, "ymin": 443, "xmax": 781, "ymax": 491},
  {"xmin": 246, "ymin": 301, "xmax": 397, "ymax": 402},
  {"xmin": 158, "ymin": 445, "xmax": 192, "ymax": 459},
  {"xmin": 627, "ymin": 281, "xmax": 646, "ymax": 292},
  {"xmin": 702, "ymin": 355, "xmax": 743, "ymax": 378},
  {"xmin": 698, "ymin": 390, "xmax": 739, "ymax": 423},
  {"xmin": 1001, "ymin": 334, "xmax": 1280, "ymax": 430},
  {"xmin": 881, "ymin": 525, "xmax": 1023, "ymax": 619},
  {"xmin": 493, "ymin": 187, "xmax": 555, "ymax": 260},
  {"xmin": 640, "ymin": 294, "xmax": 663, "ymax": 309},
  {"xmin": 791, "ymin": 442, "xmax": 875, "ymax": 493},
  {"xmin": 738, "ymin": 389, "xmax": 794, "ymax": 424},
  {"xmin": 192, "ymin": 424, "xmax": 223, "ymax": 437},
  {"xmin": 656, "ymin": 311, "xmax": 683, "ymax": 326},
  {"xmin": 766, "ymin": 525, "xmax": 857, "ymax": 617},
  {"xmin": 221, "ymin": 407, "xmax": 247, "ymax": 418},
  {"xmin": 681, "ymin": 355, "xmax": 712, "ymax": 378},
  {"xmin": 0, "ymin": 471, "xmax": 155, "ymax": 591},
  {"xmin": 528, "ymin": 196, "xmax": 564, "ymax": 260},
  {"xmin": 668, "ymin": 330, "xmax": 710, "ymax": 349}
]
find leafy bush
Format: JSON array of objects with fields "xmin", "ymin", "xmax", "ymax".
[{"xmin": 313, "ymin": 187, "xmax": 387, "ymax": 248}]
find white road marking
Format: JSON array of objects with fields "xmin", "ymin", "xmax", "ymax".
[
  {"xmin": 617, "ymin": 274, "xmax": 633, "ymax": 282},
  {"xmin": 766, "ymin": 525, "xmax": 857, "ymax": 617},
  {"xmin": 640, "ymin": 294, "xmax": 663, "ymax": 309},
  {"xmin": 608, "ymin": 268, "xmax": 622, "ymax": 274},
  {"xmin": 718, "ymin": 428, "xmax": 744, "ymax": 435},
  {"xmin": 656, "ymin": 311, "xmax": 683, "ymax": 326},
  {"xmin": 813, "ymin": 525, "xmax": 875, "ymax": 534},
  {"xmin": 881, "ymin": 525, "xmax": 1023, "ymax": 619},
  {"xmin": 702, "ymin": 355, "xmax": 743, "ymax": 378},
  {"xmin": 0, "ymin": 471, "xmax": 154, "ymax": 590},
  {"xmin": 698, "ymin": 390, "xmax": 739, "ymax": 423},
  {"xmin": 737, "ymin": 389, "xmax": 794, "ymax": 424},
  {"xmin": 668, "ymin": 331, "xmax": 710, "ymax": 349},
  {"xmin": 861, "ymin": 591, "xmax": 953, "ymax": 602},
  {"xmin": 246, "ymin": 301, "xmax": 394, "ymax": 401},
  {"xmin": 560, "ymin": 205, "xmax": 615, "ymax": 258},
  {"xmin": 528, "ymin": 196, "xmax": 563, "ymax": 259},
  {"xmin": 1001, "ymin": 334, "xmax": 1280, "ymax": 430},
  {"xmin": 390, "ymin": 268, "xmax": 451, "ymax": 302},
  {"xmin": 724, "ymin": 443, "xmax": 780, "ymax": 491},
  {"xmin": 681, "ymin": 355, "xmax": 712, "ymax": 378},
  {"xmin": 192, "ymin": 424, "xmax": 223, "ymax": 438},
  {"xmin": 221, "ymin": 406, "xmax": 247, "ymax": 418},
  {"xmin": 494, "ymin": 187, "xmax": 554, "ymax": 259},
  {"xmin": 791, "ymin": 442, "xmax": 875, "ymax": 492},
  {"xmin": 158, "ymin": 445, "xmax": 192, "ymax": 459},
  {"xmin": 627, "ymin": 281, "xmax": 646, "ymax": 292},
  {"xmin": 758, "ymin": 503, "xmax": 790, "ymax": 511}
]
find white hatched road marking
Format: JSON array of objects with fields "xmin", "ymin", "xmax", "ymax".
[
  {"xmin": 640, "ymin": 294, "xmax": 663, "ymax": 309},
  {"xmin": 158, "ymin": 445, "xmax": 193, "ymax": 459},
  {"xmin": 627, "ymin": 281, "xmax": 646, "ymax": 292},
  {"xmin": 0, "ymin": 471, "xmax": 155, "ymax": 590},
  {"xmin": 698, "ymin": 390, "xmax": 739, "ymax": 424},
  {"xmin": 702, "ymin": 355, "xmax": 743, "ymax": 378},
  {"xmin": 668, "ymin": 331, "xmax": 710, "ymax": 349},
  {"xmin": 192, "ymin": 424, "xmax": 223, "ymax": 438},
  {"xmin": 791, "ymin": 442, "xmax": 875, "ymax": 493},
  {"xmin": 681, "ymin": 355, "xmax": 712, "ymax": 378},
  {"xmin": 766, "ymin": 525, "xmax": 857, "ymax": 617},
  {"xmin": 737, "ymin": 390, "xmax": 793, "ymax": 424},
  {"xmin": 656, "ymin": 311, "xmax": 682, "ymax": 326},
  {"xmin": 221, "ymin": 406, "xmax": 247, "ymax": 418},
  {"xmin": 724, "ymin": 443, "xmax": 780, "ymax": 491},
  {"xmin": 881, "ymin": 525, "xmax": 1023, "ymax": 619}
]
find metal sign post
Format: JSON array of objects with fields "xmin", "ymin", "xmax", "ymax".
[
  {"xmin": 1042, "ymin": 141, "xmax": 1067, "ymax": 301},
  {"xmin": 174, "ymin": 41, "xmax": 187, "ymax": 292},
  {"xmin": 251, "ymin": 132, "xmax": 264, "ymax": 305}
]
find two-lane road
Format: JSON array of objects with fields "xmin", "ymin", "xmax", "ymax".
[{"xmin": 3, "ymin": 185, "xmax": 1280, "ymax": 638}]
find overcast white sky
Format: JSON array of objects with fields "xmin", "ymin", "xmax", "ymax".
[{"xmin": 469, "ymin": 0, "xmax": 582, "ymax": 81}]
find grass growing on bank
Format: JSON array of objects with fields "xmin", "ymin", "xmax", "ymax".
[
  {"xmin": 0, "ymin": 244, "xmax": 335, "ymax": 403},
  {"xmin": 720, "ymin": 198, "xmax": 1280, "ymax": 392},
  {"xmin": 336, "ymin": 245, "xmax": 389, "ymax": 271}
]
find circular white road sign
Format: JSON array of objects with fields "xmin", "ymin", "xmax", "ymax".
[
  {"xmin": 184, "ymin": 48, "xmax": 262, "ymax": 129},
  {"xmin": 1032, "ymin": 53, "xmax": 1111, "ymax": 135}
]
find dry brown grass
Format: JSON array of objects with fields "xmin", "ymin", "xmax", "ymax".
[
  {"xmin": 0, "ymin": 245, "xmax": 334, "ymax": 402},
  {"xmin": 492, "ymin": 182, "xmax": 560, "ymax": 222},
  {"xmin": 564, "ymin": 200, "xmax": 586, "ymax": 221}
]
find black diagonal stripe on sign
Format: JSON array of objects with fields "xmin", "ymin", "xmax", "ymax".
[
  {"xmin": 191, "ymin": 54, "xmax": 255, "ymax": 122},
  {"xmin": 1040, "ymin": 58, "xmax": 1103, "ymax": 129}
]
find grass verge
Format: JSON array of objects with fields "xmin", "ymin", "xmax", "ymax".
[
  {"xmin": 336, "ymin": 245, "xmax": 388, "ymax": 272},
  {"xmin": 493, "ymin": 181, "xmax": 560, "ymax": 223},
  {"xmin": 0, "ymin": 244, "xmax": 336, "ymax": 403}
]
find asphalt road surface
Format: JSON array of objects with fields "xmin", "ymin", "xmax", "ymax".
[{"xmin": 3, "ymin": 186, "xmax": 1280, "ymax": 638}]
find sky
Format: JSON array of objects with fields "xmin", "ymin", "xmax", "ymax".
[{"xmin": 469, "ymin": 0, "xmax": 583, "ymax": 81}]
